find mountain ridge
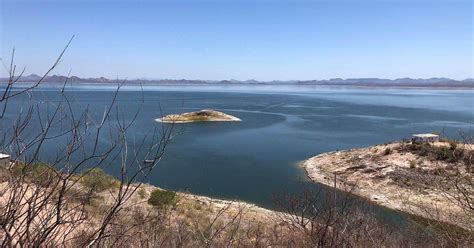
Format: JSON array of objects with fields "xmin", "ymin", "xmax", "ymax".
[{"xmin": 2, "ymin": 74, "xmax": 473, "ymax": 87}]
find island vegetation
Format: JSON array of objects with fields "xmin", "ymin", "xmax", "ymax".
[{"xmin": 156, "ymin": 109, "xmax": 241, "ymax": 123}]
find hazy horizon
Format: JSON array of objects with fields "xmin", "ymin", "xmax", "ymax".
[{"xmin": 4, "ymin": 73, "xmax": 474, "ymax": 82}]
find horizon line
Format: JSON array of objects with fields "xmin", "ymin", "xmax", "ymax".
[{"xmin": 5, "ymin": 73, "xmax": 473, "ymax": 82}]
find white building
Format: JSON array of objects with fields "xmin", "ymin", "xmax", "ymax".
[{"xmin": 411, "ymin": 134, "xmax": 439, "ymax": 143}]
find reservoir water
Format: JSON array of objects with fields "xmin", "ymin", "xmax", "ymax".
[{"xmin": 1, "ymin": 84, "xmax": 473, "ymax": 225}]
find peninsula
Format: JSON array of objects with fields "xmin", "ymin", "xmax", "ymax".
[
  {"xmin": 302, "ymin": 140, "xmax": 473, "ymax": 229},
  {"xmin": 156, "ymin": 109, "xmax": 241, "ymax": 123}
]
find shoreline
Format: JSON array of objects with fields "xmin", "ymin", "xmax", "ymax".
[
  {"xmin": 137, "ymin": 183, "xmax": 281, "ymax": 223},
  {"xmin": 301, "ymin": 142, "xmax": 473, "ymax": 229}
]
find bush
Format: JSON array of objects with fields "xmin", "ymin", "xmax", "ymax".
[
  {"xmin": 463, "ymin": 150, "xmax": 474, "ymax": 171},
  {"xmin": 449, "ymin": 141, "xmax": 458, "ymax": 150},
  {"xmin": 148, "ymin": 189, "xmax": 176, "ymax": 207},
  {"xmin": 432, "ymin": 167, "xmax": 445, "ymax": 176},
  {"xmin": 12, "ymin": 162, "xmax": 59, "ymax": 187},
  {"xmin": 81, "ymin": 168, "xmax": 116, "ymax": 192},
  {"xmin": 138, "ymin": 188, "xmax": 147, "ymax": 199},
  {"xmin": 0, "ymin": 166, "xmax": 9, "ymax": 182},
  {"xmin": 383, "ymin": 148, "xmax": 391, "ymax": 156},
  {"xmin": 31, "ymin": 163, "xmax": 59, "ymax": 186},
  {"xmin": 434, "ymin": 146, "xmax": 450, "ymax": 161},
  {"xmin": 408, "ymin": 141, "xmax": 472, "ymax": 166}
]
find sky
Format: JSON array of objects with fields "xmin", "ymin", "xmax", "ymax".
[{"xmin": 0, "ymin": 0, "xmax": 473, "ymax": 81}]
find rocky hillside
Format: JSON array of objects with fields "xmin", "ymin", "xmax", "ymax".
[{"xmin": 303, "ymin": 140, "xmax": 473, "ymax": 229}]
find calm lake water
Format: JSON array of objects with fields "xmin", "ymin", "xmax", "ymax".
[{"xmin": 2, "ymin": 84, "xmax": 473, "ymax": 226}]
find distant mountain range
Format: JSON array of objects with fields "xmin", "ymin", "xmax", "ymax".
[{"xmin": 3, "ymin": 74, "xmax": 474, "ymax": 88}]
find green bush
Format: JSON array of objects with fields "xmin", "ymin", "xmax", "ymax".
[
  {"xmin": 449, "ymin": 141, "xmax": 458, "ymax": 150},
  {"xmin": 408, "ymin": 141, "xmax": 471, "ymax": 166},
  {"xmin": 434, "ymin": 146, "xmax": 450, "ymax": 161},
  {"xmin": 148, "ymin": 189, "xmax": 176, "ymax": 207},
  {"xmin": 32, "ymin": 163, "xmax": 59, "ymax": 186},
  {"xmin": 81, "ymin": 168, "xmax": 116, "ymax": 192},
  {"xmin": 408, "ymin": 143, "xmax": 431, "ymax": 156},
  {"xmin": 138, "ymin": 188, "xmax": 147, "ymax": 199},
  {"xmin": 10, "ymin": 162, "xmax": 58, "ymax": 186},
  {"xmin": 383, "ymin": 148, "xmax": 391, "ymax": 156}
]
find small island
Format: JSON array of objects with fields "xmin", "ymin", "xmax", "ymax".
[
  {"xmin": 301, "ymin": 137, "xmax": 473, "ymax": 229},
  {"xmin": 156, "ymin": 109, "xmax": 241, "ymax": 123}
]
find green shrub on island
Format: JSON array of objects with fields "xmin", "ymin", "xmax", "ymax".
[
  {"xmin": 148, "ymin": 189, "xmax": 176, "ymax": 207},
  {"xmin": 81, "ymin": 168, "xmax": 118, "ymax": 192},
  {"xmin": 158, "ymin": 109, "xmax": 241, "ymax": 123}
]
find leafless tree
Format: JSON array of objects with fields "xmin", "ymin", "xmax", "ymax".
[
  {"xmin": 272, "ymin": 183, "xmax": 395, "ymax": 247},
  {"xmin": 0, "ymin": 40, "xmax": 175, "ymax": 246}
]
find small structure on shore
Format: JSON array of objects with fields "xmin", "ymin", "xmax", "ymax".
[
  {"xmin": 0, "ymin": 153, "xmax": 11, "ymax": 167},
  {"xmin": 411, "ymin": 133, "xmax": 439, "ymax": 143}
]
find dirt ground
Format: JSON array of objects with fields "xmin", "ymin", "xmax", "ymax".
[{"xmin": 302, "ymin": 141, "xmax": 473, "ymax": 229}]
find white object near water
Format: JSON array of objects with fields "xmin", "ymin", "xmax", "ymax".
[
  {"xmin": 411, "ymin": 134, "xmax": 439, "ymax": 143},
  {"xmin": 0, "ymin": 153, "xmax": 11, "ymax": 167}
]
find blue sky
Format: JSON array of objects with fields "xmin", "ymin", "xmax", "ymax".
[{"xmin": 1, "ymin": 0, "xmax": 472, "ymax": 80}]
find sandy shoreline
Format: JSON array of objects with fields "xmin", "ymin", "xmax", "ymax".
[{"xmin": 140, "ymin": 184, "xmax": 279, "ymax": 221}]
